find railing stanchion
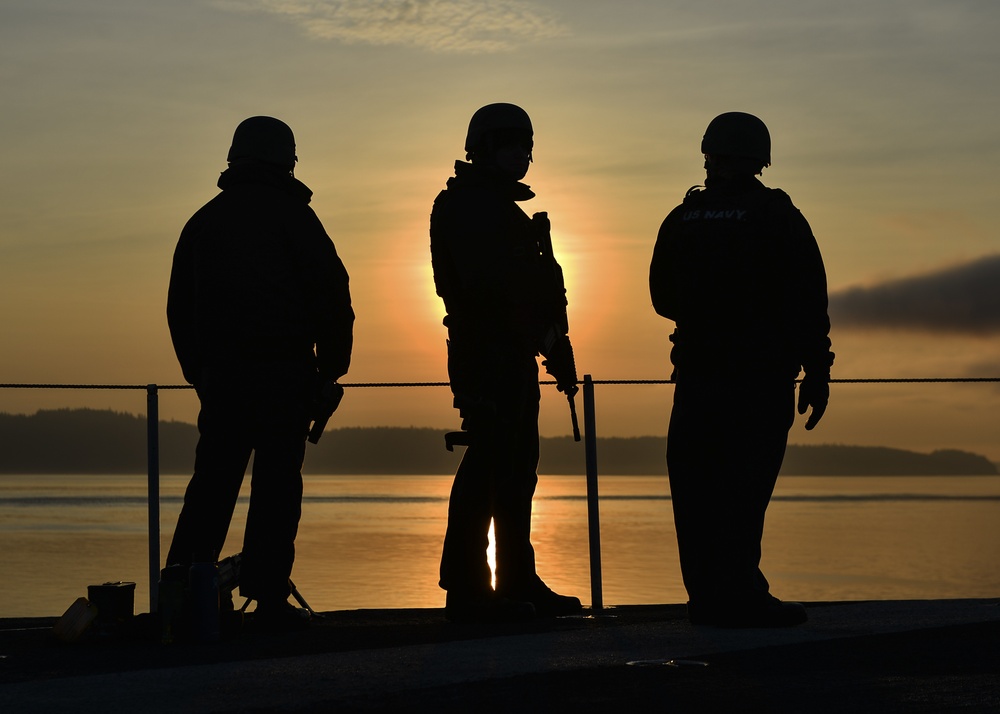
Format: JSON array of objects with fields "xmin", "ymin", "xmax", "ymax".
[
  {"xmin": 146, "ymin": 384, "xmax": 160, "ymax": 613},
  {"xmin": 583, "ymin": 374, "xmax": 603, "ymax": 611}
]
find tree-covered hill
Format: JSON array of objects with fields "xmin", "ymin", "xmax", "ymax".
[{"xmin": 0, "ymin": 409, "xmax": 995, "ymax": 476}]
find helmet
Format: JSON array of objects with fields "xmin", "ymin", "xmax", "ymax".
[
  {"xmin": 701, "ymin": 112, "xmax": 770, "ymax": 165},
  {"xmin": 227, "ymin": 116, "xmax": 296, "ymax": 167},
  {"xmin": 464, "ymin": 103, "xmax": 533, "ymax": 154}
]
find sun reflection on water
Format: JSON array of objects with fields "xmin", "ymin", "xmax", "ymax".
[{"xmin": 487, "ymin": 518, "xmax": 496, "ymax": 590}]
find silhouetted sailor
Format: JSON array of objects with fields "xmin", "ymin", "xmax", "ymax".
[
  {"xmin": 649, "ymin": 112, "xmax": 833, "ymax": 628},
  {"xmin": 431, "ymin": 103, "xmax": 581, "ymax": 622},
  {"xmin": 166, "ymin": 116, "xmax": 354, "ymax": 631}
]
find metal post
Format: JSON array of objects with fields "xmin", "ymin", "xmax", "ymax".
[
  {"xmin": 146, "ymin": 384, "xmax": 160, "ymax": 613},
  {"xmin": 583, "ymin": 374, "xmax": 603, "ymax": 610}
]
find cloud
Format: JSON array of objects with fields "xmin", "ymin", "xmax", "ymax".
[
  {"xmin": 829, "ymin": 254, "xmax": 1000, "ymax": 335},
  {"xmin": 222, "ymin": 0, "xmax": 568, "ymax": 53}
]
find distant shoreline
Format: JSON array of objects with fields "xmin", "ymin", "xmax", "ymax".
[{"xmin": 1, "ymin": 409, "xmax": 997, "ymax": 476}]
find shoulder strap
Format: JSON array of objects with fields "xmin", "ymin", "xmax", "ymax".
[{"xmin": 682, "ymin": 185, "xmax": 705, "ymax": 203}]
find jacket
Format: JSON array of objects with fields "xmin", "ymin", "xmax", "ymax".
[
  {"xmin": 167, "ymin": 164, "xmax": 354, "ymax": 385},
  {"xmin": 649, "ymin": 176, "xmax": 832, "ymax": 379},
  {"xmin": 430, "ymin": 161, "xmax": 565, "ymax": 357}
]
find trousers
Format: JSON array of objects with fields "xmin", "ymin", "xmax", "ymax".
[
  {"xmin": 166, "ymin": 358, "xmax": 314, "ymax": 602},
  {"xmin": 667, "ymin": 375, "xmax": 795, "ymax": 608},
  {"xmin": 439, "ymin": 356, "xmax": 542, "ymax": 595}
]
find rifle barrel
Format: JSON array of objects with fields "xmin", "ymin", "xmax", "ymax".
[{"xmin": 569, "ymin": 393, "xmax": 581, "ymax": 442}]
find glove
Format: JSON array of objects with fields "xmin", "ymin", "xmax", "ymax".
[
  {"xmin": 307, "ymin": 380, "xmax": 345, "ymax": 444},
  {"xmin": 797, "ymin": 372, "xmax": 829, "ymax": 431},
  {"xmin": 541, "ymin": 335, "xmax": 579, "ymax": 398}
]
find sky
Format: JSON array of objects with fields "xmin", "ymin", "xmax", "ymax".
[{"xmin": 2, "ymin": 0, "xmax": 999, "ymax": 460}]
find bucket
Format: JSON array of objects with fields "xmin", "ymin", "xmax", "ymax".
[{"xmin": 88, "ymin": 581, "xmax": 136, "ymax": 628}]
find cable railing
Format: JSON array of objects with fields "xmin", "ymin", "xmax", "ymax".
[{"xmin": 2, "ymin": 375, "xmax": 998, "ymax": 614}]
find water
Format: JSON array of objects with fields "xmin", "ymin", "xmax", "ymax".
[{"xmin": 1, "ymin": 473, "xmax": 1000, "ymax": 618}]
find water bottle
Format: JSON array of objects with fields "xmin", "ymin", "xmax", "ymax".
[
  {"xmin": 189, "ymin": 558, "xmax": 221, "ymax": 643},
  {"xmin": 158, "ymin": 565, "xmax": 187, "ymax": 644}
]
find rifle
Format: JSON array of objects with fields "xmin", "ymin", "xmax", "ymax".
[
  {"xmin": 533, "ymin": 212, "xmax": 581, "ymax": 442},
  {"xmin": 217, "ymin": 553, "xmax": 322, "ymax": 619},
  {"xmin": 308, "ymin": 381, "xmax": 345, "ymax": 444},
  {"xmin": 217, "ymin": 552, "xmax": 242, "ymax": 595}
]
